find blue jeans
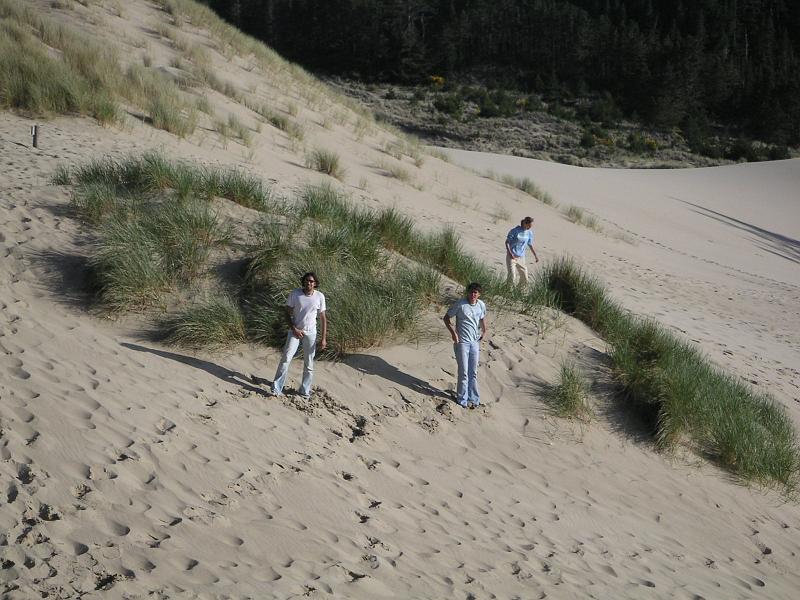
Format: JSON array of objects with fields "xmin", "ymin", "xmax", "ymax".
[
  {"xmin": 454, "ymin": 341, "xmax": 480, "ymax": 406},
  {"xmin": 272, "ymin": 330, "xmax": 316, "ymax": 396}
]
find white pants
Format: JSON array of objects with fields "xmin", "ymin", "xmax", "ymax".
[
  {"xmin": 271, "ymin": 330, "xmax": 316, "ymax": 396},
  {"xmin": 506, "ymin": 254, "xmax": 528, "ymax": 286}
]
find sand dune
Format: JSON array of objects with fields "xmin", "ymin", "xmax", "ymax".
[
  {"xmin": 447, "ymin": 149, "xmax": 800, "ymax": 426},
  {"xmin": 2, "ymin": 1, "xmax": 800, "ymax": 598}
]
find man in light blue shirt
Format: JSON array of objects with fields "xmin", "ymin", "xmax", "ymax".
[
  {"xmin": 505, "ymin": 216, "xmax": 539, "ymax": 286},
  {"xmin": 443, "ymin": 282, "xmax": 487, "ymax": 409}
]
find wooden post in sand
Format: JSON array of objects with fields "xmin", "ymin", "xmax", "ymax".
[{"xmin": 31, "ymin": 124, "xmax": 39, "ymax": 148}]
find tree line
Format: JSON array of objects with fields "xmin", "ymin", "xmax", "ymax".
[{"xmin": 200, "ymin": 0, "xmax": 800, "ymax": 145}]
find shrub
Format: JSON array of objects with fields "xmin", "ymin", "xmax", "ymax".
[
  {"xmin": 768, "ymin": 145, "xmax": 791, "ymax": 160},
  {"xmin": 584, "ymin": 92, "xmax": 622, "ymax": 126},
  {"xmin": 725, "ymin": 138, "xmax": 761, "ymax": 162},
  {"xmin": 627, "ymin": 132, "xmax": 658, "ymax": 154},
  {"xmin": 580, "ymin": 129, "xmax": 596, "ymax": 148},
  {"xmin": 51, "ymin": 165, "xmax": 72, "ymax": 186},
  {"xmin": 226, "ymin": 113, "xmax": 252, "ymax": 146},
  {"xmin": 433, "ymin": 93, "xmax": 463, "ymax": 118},
  {"xmin": 64, "ymin": 153, "xmax": 272, "ymax": 210},
  {"xmin": 244, "ymin": 231, "xmax": 438, "ymax": 357}
]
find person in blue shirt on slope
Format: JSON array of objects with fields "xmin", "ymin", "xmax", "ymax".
[
  {"xmin": 443, "ymin": 282, "xmax": 488, "ymax": 409},
  {"xmin": 505, "ymin": 216, "xmax": 539, "ymax": 286}
]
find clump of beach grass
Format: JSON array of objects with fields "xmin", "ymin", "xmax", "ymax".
[
  {"xmin": 0, "ymin": 4, "xmax": 120, "ymax": 123},
  {"xmin": 545, "ymin": 361, "xmax": 592, "ymax": 420},
  {"xmin": 59, "ymin": 152, "xmax": 272, "ymax": 211},
  {"xmin": 496, "ymin": 173, "xmax": 556, "ymax": 205},
  {"xmin": 306, "ymin": 148, "xmax": 346, "ymax": 180},
  {"xmin": 124, "ymin": 64, "xmax": 197, "ymax": 137},
  {"xmin": 536, "ymin": 256, "xmax": 800, "ymax": 490},
  {"xmin": 564, "ymin": 205, "xmax": 602, "ymax": 231},
  {"xmin": 377, "ymin": 158, "xmax": 413, "ymax": 184},
  {"xmin": 89, "ymin": 198, "xmax": 230, "ymax": 310},
  {"xmin": 247, "ymin": 102, "xmax": 305, "ymax": 141},
  {"xmin": 427, "ymin": 147, "xmax": 450, "ymax": 162},
  {"xmin": 161, "ymin": 295, "xmax": 246, "ymax": 349}
]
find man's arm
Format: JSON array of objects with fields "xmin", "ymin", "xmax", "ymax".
[
  {"xmin": 479, "ymin": 317, "xmax": 487, "ymax": 340},
  {"xmin": 319, "ymin": 311, "xmax": 327, "ymax": 349},
  {"xmin": 286, "ymin": 306, "xmax": 303, "ymax": 338},
  {"xmin": 528, "ymin": 242, "xmax": 539, "ymax": 263},
  {"xmin": 443, "ymin": 314, "xmax": 458, "ymax": 343},
  {"xmin": 505, "ymin": 232, "xmax": 515, "ymax": 258}
]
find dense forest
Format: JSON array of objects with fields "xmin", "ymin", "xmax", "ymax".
[{"xmin": 201, "ymin": 0, "xmax": 800, "ymax": 146}]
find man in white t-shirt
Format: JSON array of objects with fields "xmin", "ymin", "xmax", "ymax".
[{"xmin": 271, "ymin": 272, "xmax": 328, "ymax": 398}]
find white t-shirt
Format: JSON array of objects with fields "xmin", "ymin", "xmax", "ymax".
[{"xmin": 288, "ymin": 288, "xmax": 326, "ymax": 334}]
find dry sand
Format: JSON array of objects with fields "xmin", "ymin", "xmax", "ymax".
[{"xmin": 2, "ymin": 1, "xmax": 800, "ymax": 598}]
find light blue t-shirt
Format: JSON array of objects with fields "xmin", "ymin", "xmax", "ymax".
[
  {"xmin": 446, "ymin": 299, "xmax": 486, "ymax": 343},
  {"xmin": 506, "ymin": 225, "xmax": 533, "ymax": 257}
]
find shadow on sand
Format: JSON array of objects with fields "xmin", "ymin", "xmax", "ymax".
[
  {"xmin": 121, "ymin": 342, "xmax": 268, "ymax": 396},
  {"xmin": 677, "ymin": 199, "xmax": 800, "ymax": 265},
  {"xmin": 345, "ymin": 353, "xmax": 451, "ymax": 401}
]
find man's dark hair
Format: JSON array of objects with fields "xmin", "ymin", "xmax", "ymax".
[
  {"xmin": 301, "ymin": 271, "xmax": 320, "ymax": 287},
  {"xmin": 466, "ymin": 282, "xmax": 483, "ymax": 293},
  {"xmin": 521, "ymin": 216, "xmax": 534, "ymax": 225}
]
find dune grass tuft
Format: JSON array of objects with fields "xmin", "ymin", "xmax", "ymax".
[
  {"xmin": 161, "ymin": 295, "xmax": 246, "ymax": 349},
  {"xmin": 497, "ymin": 173, "xmax": 556, "ymax": 205},
  {"xmin": 564, "ymin": 205, "xmax": 602, "ymax": 231},
  {"xmin": 64, "ymin": 153, "xmax": 272, "ymax": 211},
  {"xmin": 306, "ymin": 148, "xmax": 346, "ymax": 180},
  {"xmin": 546, "ymin": 362, "xmax": 592, "ymax": 420},
  {"xmin": 89, "ymin": 198, "xmax": 229, "ymax": 310},
  {"xmin": 377, "ymin": 158, "xmax": 414, "ymax": 184},
  {"xmin": 0, "ymin": 9, "xmax": 120, "ymax": 121}
]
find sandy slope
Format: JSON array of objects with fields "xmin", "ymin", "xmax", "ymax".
[
  {"xmin": 446, "ymin": 149, "xmax": 800, "ymax": 426},
  {"xmin": 2, "ymin": 1, "xmax": 800, "ymax": 598}
]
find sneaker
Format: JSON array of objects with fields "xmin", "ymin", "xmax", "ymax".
[
  {"xmin": 470, "ymin": 401, "xmax": 480, "ymax": 409},
  {"xmin": 459, "ymin": 401, "xmax": 469, "ymax": 409}
]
